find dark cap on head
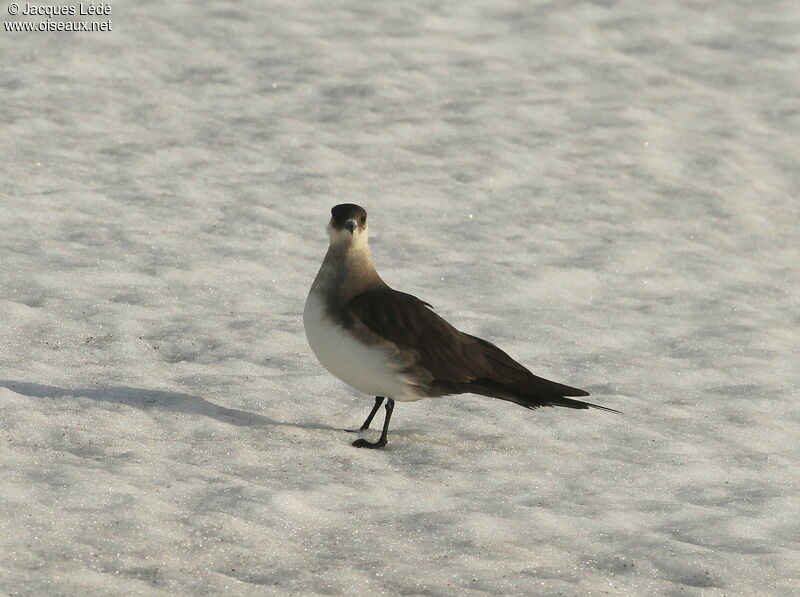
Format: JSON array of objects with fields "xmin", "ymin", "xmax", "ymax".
[{"xmin": 331, "ymin": 204, "xmax": 367, "ymax": 230}]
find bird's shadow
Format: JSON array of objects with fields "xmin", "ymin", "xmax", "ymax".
[{"xmin": 0, "ymin": 379, "xmax": 338, "ymax": 433}]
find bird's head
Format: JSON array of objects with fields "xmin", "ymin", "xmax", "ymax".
[{"xmin": 328, "ymin": 203, "xmax": 368, "ymax": 247}]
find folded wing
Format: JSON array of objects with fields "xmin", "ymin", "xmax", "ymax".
[{"xmin": 345, "ymin": 287, "xmax": 615, "ymax": 411}]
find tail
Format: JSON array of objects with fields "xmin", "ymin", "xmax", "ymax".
[
  {"xmin": 493, "ymin": 379, "xmax": 621, "ymax": 413},
  {"xmin": 480, "ymin": 362, "xmax": 621, "ymax": 413},
  {"xmin": 528, "ymin": 393, "xmax": 622, "ymax": 414},
  {"xmin": 455, "ymin": 376, "xmax": 622, "ymax": 413},
  {"xmin": 455, "ymin": 335, "xmax": 622, "ymax": 414}
]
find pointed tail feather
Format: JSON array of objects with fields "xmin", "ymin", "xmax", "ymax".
[
  {"xmin": 496, "ymin": 380, "xmax": 621, "ymax": 413},
  {"xmin": 514, "ymin": 374, "xmax": 621, "ymax": 413},
  {"xmin": 456, "ymin": 378, "xmax": 622, "ymax": 413},
  {"xmin": 533, "ymin": 395, "xmax": 622, "ymax": 413}
]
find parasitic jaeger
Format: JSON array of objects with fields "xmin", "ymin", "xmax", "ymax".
[{"xmin": 304, "ymin": 204, "xmax": 618, "ymax": 449}]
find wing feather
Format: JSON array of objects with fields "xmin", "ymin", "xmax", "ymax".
[{"xmin": 344, "ymin": 287, "xmax": 593, "ymax": 404}]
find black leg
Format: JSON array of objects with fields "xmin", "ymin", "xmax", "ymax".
[
  {"xmin": 353, "ymin": 398, "xmax": 395, "ymax": 449},
  {"xmin": 360, "ymin": 396, "xmax": 385, "ymax": 431}
]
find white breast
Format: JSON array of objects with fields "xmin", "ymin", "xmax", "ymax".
[{"xmin": 303, "ymin": 291, "xmax": 421, "ymax": 401}]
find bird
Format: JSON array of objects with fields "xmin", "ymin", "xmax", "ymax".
[{"xmin": 303, "ymin": 204, "xmax": 618, "ymax": 449}]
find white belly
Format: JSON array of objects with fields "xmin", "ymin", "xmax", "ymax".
[{"xmin": 303, "ymin": 292, "xmax": 420, "ymax": 401}]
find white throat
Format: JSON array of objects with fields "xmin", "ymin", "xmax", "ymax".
[
  {"xmin": 303, "ymin": 224, "xmax": 419, "ymax": 401},
  {"xmin": 311, "ymin": 224, "xmax": 382, "ymax": 299}
]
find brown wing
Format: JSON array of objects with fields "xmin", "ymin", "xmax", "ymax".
[{"xmin": 344, "ymin": 287, "xmax": 597, "ymax": 407}]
